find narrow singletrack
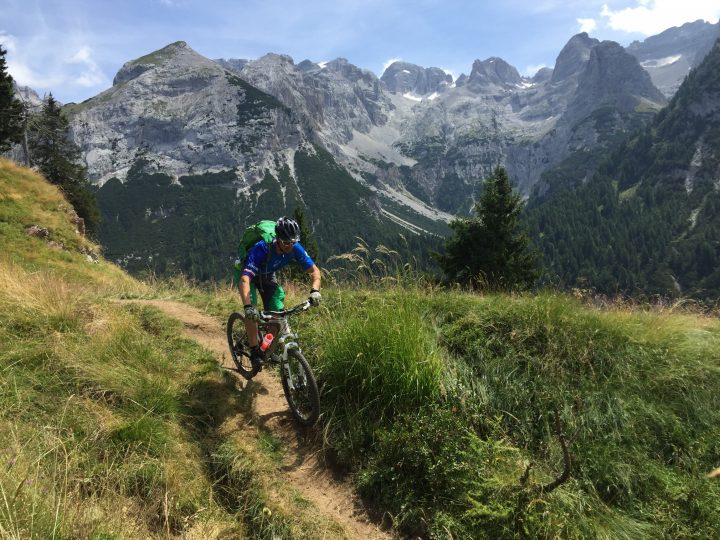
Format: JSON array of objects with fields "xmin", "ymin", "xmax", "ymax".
[{"xmin": 127, "ymin": 299, "xmax": 390, "ymax": 540}]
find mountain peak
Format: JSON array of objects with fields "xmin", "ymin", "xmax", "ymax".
[
  {"xmin": 325, "ymin": 58, "xmax": 379, "ymax": 85},
  {"xmin": 256, "ymin": 53, "xmax": 295, "ymax": 65},
  {"xmin": 113, "ymin": 41, "xmax": 208, "ymax": 85},
  {"xmin": 573, "ymin": 40, "xmax": 666, "ymax": 114},
  {"xmin": 381, "ymin": 61, "xmax": 452, "ymax": 94},
  {"xmin": 625, "ymin": 19, "xmax": 720, "ymax": 96},
  {"xmin": 467, "ymin": 56, "xmax": 521, "ymax": 90},
  {"xmin": 551, "ymin": 32, "xmax": 600, "ymax": 83}
]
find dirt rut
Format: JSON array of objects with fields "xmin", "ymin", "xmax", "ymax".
[{"xmin": 132, "ymin": 300, "xmax": 390, "ymax": 539}]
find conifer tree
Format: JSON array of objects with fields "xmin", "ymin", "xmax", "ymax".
[
  {"xmin": 438, "ymin": 166, "xmax": 539, "ymax": 290},
  {"xmin": 29, "ymin": 94, "xmax": 100, "ymax": 234},
  {"xmin": 293, "ymin": 206, "xmax": 319, "ymax": 261},
  {"xmin": 0, "ymin": 45, "xmax": 24, "ymax": 153}
]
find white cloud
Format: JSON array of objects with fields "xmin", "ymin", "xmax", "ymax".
[
  {"xmin": 67, "ymin": 46, "xmax": 107, "ymax": 87},
  {"xmin": 577, "ymin": 18, "xmax": 597, "ymax": 33},
  {"xmin": 600, "ymin": 0, "xmax": 720, "ymax": 35},
  {"xmin": 69, "ymin": 46, "xmax": 92, "ymax": 64},
  {"xmin": 523, "ymin": 63, "xmax": 549, "ymax": 77},
  {"xmin": 7, "ymin": 60, "xmax": 62, "ymax": 89},
  {"xmin": 382, "ymin": 57, "xmax": 402, "ymax": 74},
  {"xmin": 2, "ymin": 34, "xmax": 109, "ymax": 99},
  {"xmin": 0, "ymin": 31, "xmax": 19, "ymax": 53}
]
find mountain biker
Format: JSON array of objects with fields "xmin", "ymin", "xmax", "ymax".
[{"xmin": 239, "ymin": 217, "xmax": 321, "ymax": 370}]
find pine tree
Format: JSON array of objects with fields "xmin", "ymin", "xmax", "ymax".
[
  {"xmin": 0, "ymin": 45, "xmax": 24, "ymax": 153},
  {"xmin": 29, "ymin": 95, "xmax": 100, "ymax": 234},
  {"xmin": 437, "ymin": 166, "xmax": 539, "ymax": 290},
  {"xmin": 293, "ymin": 206, "xmax": 319, "ymax": 261}
]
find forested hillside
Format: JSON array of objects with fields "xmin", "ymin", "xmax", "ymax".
[
  {"xmin": 526, "ymin": 38, "xmax": 720, "ymax": 300},
  {"xmin": 96, "ymin": 146, "xmax": 446, "ymax": 281}
]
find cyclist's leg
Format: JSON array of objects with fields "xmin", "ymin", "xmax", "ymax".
[
  {"xmin": 258, "ymin": 274, "xmax": 284, "ymax": 311},
  {"xmin": 267, "ymin": 283, "xmax": 285, "ymax": 311},
  {"xmin": 244, "ymin": 282, "xmax": 260, "ymax": 348}
]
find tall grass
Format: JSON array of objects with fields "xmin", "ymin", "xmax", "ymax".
[
  {"xmin": 304, "ymin": 289, "xmax": 444, "ymax": 465},
  {"xmin": 0, "ymin": 259, "xmax": 354, "ymax": 538},
  {"xmin": 326, "ymin": 238, "xmax": 433, "ymax": 289},
  {"xmin": 297, "ymin": 270, "xmax": 720, "ymax": 538}
]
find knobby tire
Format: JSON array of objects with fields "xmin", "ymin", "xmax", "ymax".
[
  {"xmin": 281, "ymin": 350, "xmax": 320, "ymax": 426},
  {"xmin": 226, "ymin": 312, "xmax": 259, "ymax": 380}
]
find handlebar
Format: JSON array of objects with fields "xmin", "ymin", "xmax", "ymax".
[{"xmin": 260, "ymin": 300, "xmax": 312, "ymax": 320}]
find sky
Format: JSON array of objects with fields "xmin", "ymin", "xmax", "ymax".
[{"xmin": 1, "ymin": 0, "xmax": 719, "ymax": 104}]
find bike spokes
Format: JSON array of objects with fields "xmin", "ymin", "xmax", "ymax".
[
  {"xmin": 226, "ymin": 312, "xmax": 259, "ymax": 380},
  {"xmin": 281, "ymin": 351, "xmax": 320, "ymax": 426}
]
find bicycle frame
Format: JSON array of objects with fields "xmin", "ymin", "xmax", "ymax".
[
  {"xmin": 256, "ymin": 301, "xmax": 311, "ymax": 364},
  {"xmin": 227, "ymin": 300, "xmax": 320, "ymax": 424}
]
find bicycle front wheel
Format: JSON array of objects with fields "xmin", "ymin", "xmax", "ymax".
[
  {"xmin": 281, "ymin": 350, "xmax": 320, "ymax": 426},
  {"xmin": 226, "ymin": 312, "xmax": 259, "ymax": 380}
]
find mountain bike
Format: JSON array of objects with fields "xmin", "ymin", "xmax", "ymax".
[{"xmin": 226, "ymin": 301, "xmax": 320, "ymax": 426}]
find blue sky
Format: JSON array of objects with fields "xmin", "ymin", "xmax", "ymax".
[{"xmin": 1, "ymin": 0, "xmax": 719, "ymax": 104}]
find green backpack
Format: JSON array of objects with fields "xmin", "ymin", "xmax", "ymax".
[{"xmin": 233, "ymin": 220, "xmax": 276, "ymax": 286}]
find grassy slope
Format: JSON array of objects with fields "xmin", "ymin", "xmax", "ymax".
[
  {"xmin": 290, "ymin": 287, "xmax": 720, "ymax": 539},
  {"xmin": 3, "ymin": 158, "xmax": 720, "ymax": 539},
  {"xmin": 0, "ymin": 159, "xmax": 135, "ymax": 290},
  {"xmin": 0, "ymin": 160, "xmax": 350, "ymax": 539},
  {"xmin": 175, "ymin": 248, "xmax": 720, "ymax": 539}
]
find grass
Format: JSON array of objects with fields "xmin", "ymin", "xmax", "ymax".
[
  {"xmin": 0, "ymin": 161, "xmax": 356, "ymax": 539},
  {"xmin": 295, "ymin": 285, "xmax": 720, "ymax": 538},
  {"xmin": 0, "ymin": 158, "xmax": 138, "ymax": 292},
  {"xmin": 0, "ymin": 258, "xmax": 354, "ymax": 539},
  {"xmin": 3, "ymin": 160, "xmax": 720, "ymax": 538},
  {"xmin": 132, "ymin": 243, "xmax": 720, "ymax": 538}
]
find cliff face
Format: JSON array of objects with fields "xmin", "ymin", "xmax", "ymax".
[
  {"xmin": 67, "ymin": 24, "xmax": 716, "ymax": 220},
  {"xmin": 626, "ymin": 19, "xmax": 720, "ymax": 97},
  {"xmin": 67, "ymin": 42, "xmax": 306, "ymax": 187}
]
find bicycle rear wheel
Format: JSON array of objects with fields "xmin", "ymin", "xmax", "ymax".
[
  {"xmin": 226, "ymin": 312, "xmax": 259, "ymax": 380},
  {"xmin": 281, "ymin": 350, "xmax": 320, "ymax": 426}
]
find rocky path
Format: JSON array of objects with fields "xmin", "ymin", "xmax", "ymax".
[{"xmin": 130, "ymin": 299, "xmax": 390, "ymax": 540}]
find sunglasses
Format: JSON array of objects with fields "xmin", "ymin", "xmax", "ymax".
[{"xmin": 278, "ymin": 239, "xmax": 296, "ymax": 247}]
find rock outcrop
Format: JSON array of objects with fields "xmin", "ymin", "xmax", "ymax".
[
  {"xmin": 626, "ymin": 19, "xmax": 720, "ymax": 96},
  {"xmin": 381, "ymin": 61, "xmax": 452, "ymax": 95},
  {"xmin": 67, "ymin": 41, "xmax": 304, "ymax": 186}
]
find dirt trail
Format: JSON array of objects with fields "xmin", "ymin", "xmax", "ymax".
[{"xmin": 131, "ymin": 300, "xmax": 390, "ymax": 540}]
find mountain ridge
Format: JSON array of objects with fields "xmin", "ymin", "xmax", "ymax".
[{"xmin": 30, "ymin": 22, "xmax": 711, "ymax": 280}]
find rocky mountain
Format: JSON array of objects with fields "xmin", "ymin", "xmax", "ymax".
[
  {"xmin": 63, "ymin": 42, "xmax": 445, "ymax": 279},
  {"xmin": 13, "ymin": 82, "xmax": 43, "ymax": 109},
  {"xmin": 626, "ymin": 19, "xmax": 720, "ymax": 97},
  {"xmin": 466, "ymin": 57, "xmax": 522, "ymax": 91},
  {"xmin": 364, "ymin": 33, "xmax": 666, "ymax": 209},
  {"xmin": 56, "ymin": 23, "xmax": 714, "ymax": 280},
  {"xmin": 526, "ymin": 36, "xmax": 720, "ymax": 299},
  {"xmin": 66, "ymin": 41, "xmax": 304, "ymax": 187},
  {"xmin": 380, "ymin": 61, "xmax": 452, "ymax": 96}
]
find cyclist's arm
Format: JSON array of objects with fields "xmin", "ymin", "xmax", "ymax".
[
  {"xmin": 307, "ymin": 264, "xmax": 321, "ymax": 291},
  {"xmin": 239, "ymin": 274, "xmax": 252, "ymax": 305},
  {"xmin": 239, "ymin": 242, "xmax": 266, "ymax": 305}
]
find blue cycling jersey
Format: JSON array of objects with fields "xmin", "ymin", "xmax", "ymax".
[{"xmin": 242, "ymin": 240, "xmax": 314, "ymax": 278}]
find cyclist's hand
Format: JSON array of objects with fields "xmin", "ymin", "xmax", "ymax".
[
  {"xmin": 244, "ymin": 304, "xmax": 261, "ymax": 321},
  {"xmin": 309, "ymin": 289, "xmax": 321, "ymax": 307}
]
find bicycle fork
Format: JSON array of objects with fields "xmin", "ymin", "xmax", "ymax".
[{"xmin": 278, "ymin": 333, "xmax": 304, "ymax": 390}]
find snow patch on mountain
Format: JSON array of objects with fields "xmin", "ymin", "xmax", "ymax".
[{"xmin": 641, "ymin": 55, "xmax": 682, "ymax": 68}]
